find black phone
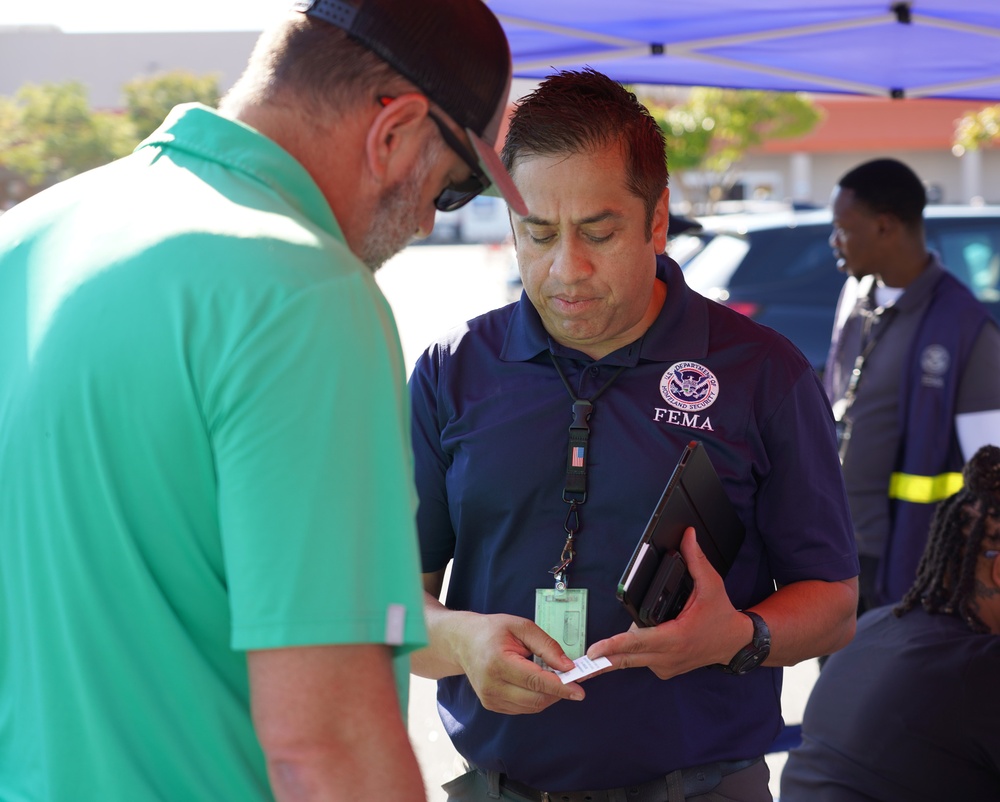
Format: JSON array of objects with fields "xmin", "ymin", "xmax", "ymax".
[
  {"xmin": 617, "ymin": 441, "xmax": 744, "ymax": 628},
  {"xmin": 638, "ymin": 550, "xmax": 694, "ymax": 626}
]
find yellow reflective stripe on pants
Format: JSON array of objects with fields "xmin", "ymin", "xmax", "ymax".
[{"xmin": 888, "ymin": 471, "xmax": 964, "ymax": 504}]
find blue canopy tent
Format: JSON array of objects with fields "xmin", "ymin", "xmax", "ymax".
[{"xmin": 489, "ymin": 1, "xmax": 1000, "ymax": 101}]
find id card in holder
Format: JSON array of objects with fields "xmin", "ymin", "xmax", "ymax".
[{"xmin": 534, "ymin": 587, "xmax": 588, "ymax": 662}]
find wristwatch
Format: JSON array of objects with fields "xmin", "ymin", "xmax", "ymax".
[{"xmin": 721, "ymin": 611, "xmax": 771, "ymax": 675}]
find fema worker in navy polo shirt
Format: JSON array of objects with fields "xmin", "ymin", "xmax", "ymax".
[{"xmin": 409, "ymin": 69, "xmax": 860, "ymax": 802}]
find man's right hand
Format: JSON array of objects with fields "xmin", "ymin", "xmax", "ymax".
[
  {"xmin": 412, "ymin": 573, "xmax": 592, "ymax": 714},
  {"xmin": 452, "ymin": 611, "xmax": 585, "ymax": 714}
]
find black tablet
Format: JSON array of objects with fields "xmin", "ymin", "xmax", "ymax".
[{"xmin": 617, "ymin": 440, "xmax": 745, "ymax": 627}]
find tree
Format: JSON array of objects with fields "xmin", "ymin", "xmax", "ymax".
[
  {"xmin": 0, "ymin": 71, "xmax": 221, "ymax": 207},
  {"xmin": 0, "ymin": 82, "xmax": 132, "ymax": 203},
  {"xmin": 953, "ymin": 105, "xmax": 1000, "ymax": 155},
  {"xmin": 644, "ymin": 87, "xmax": 822, "ymax": 209},
  {"xmin": 123, "ymin": 70, "xmax": 220, "ymax": 141}
]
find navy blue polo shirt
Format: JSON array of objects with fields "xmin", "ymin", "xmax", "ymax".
[{"xmin": 410, "ymin": 257, "xmax": 858, "ymax": 790}]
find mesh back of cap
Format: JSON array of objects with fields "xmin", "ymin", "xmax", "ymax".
[{"xmin": 301, "ymin": 0, "xmax": 511, "ymax": 139}]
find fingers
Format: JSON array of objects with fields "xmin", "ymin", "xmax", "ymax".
[
  {"xmin": 477, "ymin": 666, "xmax": 583, "ymax": 714},
  {"xmin": 587, "ymin": 623, "xmax": 693, "ymax": 679},
  {"xmin": 586, "ymin": 531, "xmax": 736, "ymax": 680},
  {"xmin": 474, "ymin": 655, "xmax": 585, "ymax": 714},
  {"xmin": 678, "ymin": 526, "xmax": 709, "ymax": 578},
  {"xmin": 586, "ymin": 622, "xmax": 649, "ymax": 670},
  {"xmin": 461, "ymin": 615, "xmax": 586, "ymax": 715},
  {"xmin": 510, "ymin": 618, "xmax": 577, "ymax": 673}
]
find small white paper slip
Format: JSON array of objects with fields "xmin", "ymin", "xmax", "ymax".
[{"xmin": 555, "ymin": 655, "xmax": 612, "ymax": 684}]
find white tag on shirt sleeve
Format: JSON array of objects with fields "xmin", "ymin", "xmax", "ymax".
[{"xmin": 385, "ymin": 604, "xmax": 406, "ymax": 646}]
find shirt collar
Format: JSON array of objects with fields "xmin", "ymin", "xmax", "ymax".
[
  {"xmin": 135, "ymin": 103, "xmax": 344, "ymax": 242},
  {"xmin": 500, "ymin": 255, "xmax": 710, "ymax": 366},
  {"xmin": 889, "ymin": 251, "xmax": 946, "ymax": 313}
]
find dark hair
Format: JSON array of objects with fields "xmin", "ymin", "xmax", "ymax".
[
  {"xmin": 837, "ymin": 158, "xmax": 926, "ymax": 230},
  {"xmin": 221, "ymin": 15, "xmax": 410, "ymax": 119},
  {"xmin": 894, "ymin": 445, "xmax": 1000, "ymax": 633},
  {"xmin": 500, "ymin": 68, "xmax": 668, "ymax": 238}
]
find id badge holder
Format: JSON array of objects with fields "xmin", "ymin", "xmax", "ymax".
[
  {"xmin": 534, "ymin": 585, "xmax": 588, "ymax": 662},
  {"xmin": 831, "ymin": 397, "xmax": 853, "ymax": 463}
]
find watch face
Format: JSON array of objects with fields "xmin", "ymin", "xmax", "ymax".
[{"xmin": 735, "ymin": 649, "xmax": 768, "ymax": 674}]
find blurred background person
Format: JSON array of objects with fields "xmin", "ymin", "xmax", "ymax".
[
  {"xmin": 781, "ymin": 444, "xmax": 1000, "ymax": 801},
  {"xmin": 825, "ymin": 157, "xmax": 1000, "ymax": 612}
]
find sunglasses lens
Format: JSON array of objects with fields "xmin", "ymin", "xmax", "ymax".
[{"xmin": 435, "ymin": 177, "xmax": 489, "ymax": 212}]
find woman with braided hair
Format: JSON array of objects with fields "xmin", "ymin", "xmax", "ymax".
[
  {"xmin": 781, "ymin": 444, "xmax": 1000, "ymax": 801},
  {"xmin": 896, "ymin": 444, "xmax": 1000, "ymax": 632}
]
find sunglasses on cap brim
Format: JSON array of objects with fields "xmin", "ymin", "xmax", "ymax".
[{"xmin": 379, "ymin": 96, "xmax": 490, "ymax": 212}]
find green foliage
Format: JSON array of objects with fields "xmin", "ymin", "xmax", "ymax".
[
  {"xmin": 0, "ymin": 82, "xmax": 132, "ymax": 189},
  {"xmin": 954, "ymin": 106, "xmax": 1000, "ymax": 154},
  {"xmin": 644, "ymin": 87, "xmax": 821, "ymax": 192},
  {"xmin": 123, "ymin": 70, "xmax": 220, "ymax": 141},
  {"xmin": 649, "ymin": 104, "xmax": 715, "ymax": 173},
  {"xmin": 0, "ymin": 71, "xmax": 220, "ymax": 205}
]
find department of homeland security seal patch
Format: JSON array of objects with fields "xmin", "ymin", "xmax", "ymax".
[
  {"xmin": 920, "ymin": 344, "xmax": 949, "ymax": 376},
  {"xmin": 920, "ymin": 344, "xmax": 950, "ymax": 389},
  {"xmin": 660, "ymin": 361, "xmax": 719, "ymax": 411}
]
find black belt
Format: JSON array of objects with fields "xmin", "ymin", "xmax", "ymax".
[{"xmin": 477, "ymin": 757, "xmax": 762, "ymax": 802}]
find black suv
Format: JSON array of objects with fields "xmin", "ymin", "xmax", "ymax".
[{"xmin": 671, "ymin": 206, "xmax": 1000, "ymax": 371}]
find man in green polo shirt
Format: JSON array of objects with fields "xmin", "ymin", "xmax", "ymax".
[{"xmin": 0, "ymin": 1, "xmax": 527, "ymax": 800}]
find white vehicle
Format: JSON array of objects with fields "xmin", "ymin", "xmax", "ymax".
[{"xmin": 432, "ymin": 195, "xmax": 512, "ymax": 244}]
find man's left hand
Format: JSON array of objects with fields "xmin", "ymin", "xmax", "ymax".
[{"xmin": 585, "ymin": 527, "xmax": 752, "ymax": 680}]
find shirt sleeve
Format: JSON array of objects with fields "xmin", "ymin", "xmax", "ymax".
[
  {"xmin": 409, "ymin": 343, "xmax": 458, "ymax": 574},
  {"xmin": 208, "ymin": 271, "xmax": 427, "ymax": 655},
  {"xmin": 754, "ymin": 357, "xmax": 860, "ymax": 585}
]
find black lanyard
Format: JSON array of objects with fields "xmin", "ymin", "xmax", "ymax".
[
  {"xmin": 841, "ymin": 292, "xmax": 897, "ymax": 416},
  {"xmin": 548, "ymin": 353, "xmax": 626, "ymax": 588},
  {"xmin": 834, "ymin": 288, "xmax": 897, "ymax": 462}
]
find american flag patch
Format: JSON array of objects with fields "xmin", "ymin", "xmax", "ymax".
[{"xmin": 572, "ymin": 446, "xmax": 585, "ymax": 468}]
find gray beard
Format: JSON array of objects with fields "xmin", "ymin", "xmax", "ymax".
[{"xmin": 358, "ymin": 151, "xmax": 436, "ymax": 272}]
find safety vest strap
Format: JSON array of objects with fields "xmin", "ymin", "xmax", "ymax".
[{"xmin": 888, "ymin": 471, "xmax": 964, "ymax": 504}]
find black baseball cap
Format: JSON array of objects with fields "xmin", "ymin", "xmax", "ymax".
[{"xmin": 294, "ymin": 0, "xmax": 528, "ymax": 216}]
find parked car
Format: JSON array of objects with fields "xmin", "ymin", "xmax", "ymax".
[
  {"xmin": 430, "ymin": 195, "xmax": 512, "ymax": 244},
  {"xmin": 671, "ymin": 206, "xmax": 1000, "ymax": 371}
]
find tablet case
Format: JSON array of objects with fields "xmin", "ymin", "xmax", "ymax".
[{"xmin": 617, "ymin": 440, "xmax": 745, "ymax": 627}]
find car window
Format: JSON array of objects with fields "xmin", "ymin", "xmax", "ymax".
[
  {"xmin": 716, "ymin": 225, "xmax": 843, "ymax": 305},
  {"xmin": 926, "ymin": 220, "xmax": 1000, "ymax": 303},
  {"xmin": 679, "ymin": 234, "xmax": 750, "ymax": 298},
  {"xmin": 667, "ymin": 233, "xmax": 710, "ymax": 267}
]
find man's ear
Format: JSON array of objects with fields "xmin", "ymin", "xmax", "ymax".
[
  {"xmin": 652, "ymin": 186, "xmax": 671, "ymax": 253},
  {"xmin": 875, "ymin": 211, "xmax": 900, "ymax": 239},
  {"xmin": 364, "ymin": 93, "xmax": 431, "ymax": 185}
]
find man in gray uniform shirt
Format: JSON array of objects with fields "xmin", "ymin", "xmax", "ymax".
[{"xmin": 825, "ymin": 158, "xmax": 1000, "ymax": 612}]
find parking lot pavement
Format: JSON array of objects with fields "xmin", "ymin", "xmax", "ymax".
[
  {"xmin": 376, "ymin": 242, "xmax": 513, "ymax": 376},
  {"xmin": 409, "ymin": 675, "xmax": 462, "ymax": 802},
  {"xmin": 378, "ymin": 244, "xmax": 820, "ymax": 801}
]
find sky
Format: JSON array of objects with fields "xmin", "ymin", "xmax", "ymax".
[{"xmin": 0, "ymin": 0, "xmax": 290, "ymax": 32}]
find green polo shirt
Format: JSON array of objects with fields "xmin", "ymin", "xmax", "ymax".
[{"xmin": 0, "ymin": 104, "xmax": 427, "ymax": 801}]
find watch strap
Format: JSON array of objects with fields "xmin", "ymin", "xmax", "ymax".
[{"xmin": 721, "ymin": 610, "xmax": 771, "ymax": 675}]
